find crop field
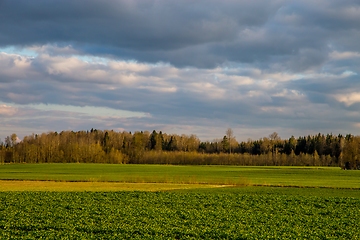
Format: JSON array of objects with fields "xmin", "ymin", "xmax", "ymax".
[
  {"xmin": 0, "ymin": 164, "xmax": 360, "ymax": 239},
  {"xmin": 1, "ymin": 191, "xmax": 359, "ymax": 239}
]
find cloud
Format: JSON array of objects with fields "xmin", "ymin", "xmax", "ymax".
[
  {"xmin": 0, "ymin": 0, "xmax": 359, "ymax": 70},
  {"xmin": 0, "ymin": 105, "xmax": 18, "ymax": 116},
  {"xmin": 0, "ymin": 49, "xmax": 359, "ymax": 140},
  {"xmin": 1, "ymin": 0, "xmax": 360, "ymax": 141},
  {"xmin": 334, "ymin": 92, "xmax": 360, "ymax": 107},
  {"xmin": 329, "ymin": 51, "xmax": 360, "ymax": 60}
]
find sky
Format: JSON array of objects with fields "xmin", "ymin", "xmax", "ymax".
[{"xmin": 0, "ymin": 0, "xmax": 360, "ymax": 142}]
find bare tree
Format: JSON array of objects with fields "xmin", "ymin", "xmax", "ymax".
[
  {"xmin": 269, "ymin": 132, "xmax": 280, "ymax": 155},
  {"xmin": 269, "ymin": 132, "xmax": 280, "ymax": 141},
  {"xmin": 226, "ymin": 128, "xmax": 234, "ymax": 154}
]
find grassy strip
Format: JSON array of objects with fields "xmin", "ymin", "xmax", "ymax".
[
  {"xmin": 170, "ymin": 186, "xmax": 360, "ymax": 198},
  {"xmin": 114, "ymin": 174, "xmax": 249, "ymax": 186},
  {"xmin": 0, "ymin": 174, "xmax": 250, "ymax": 186},
  {"xmin": 0, "ymin": 180, "xmax": 226, "ymax": 192},
  {"xmin": 251, "ymin": 184, "xmax": 360, "ymax": 190}
]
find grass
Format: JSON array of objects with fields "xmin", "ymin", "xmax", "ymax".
[
  {"xmin": 0, "ymin": 180, "xmax": 224, "ymax": 192},
  {"xmin": 1, "ymin": 180, "xmax": 359, "ymax": 198},
  {"xmin": 0, "ymin": 163, "xmax": 359, "ymax": 189},
  {"xmin": 171, "ymin": 185, "xmax": 360, "ymax": 198}
]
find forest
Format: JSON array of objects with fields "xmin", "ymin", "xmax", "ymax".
[{"xmin": 0, "ymin": 129, "xmax": 359, "ymax": 169}]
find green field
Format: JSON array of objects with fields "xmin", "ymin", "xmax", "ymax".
[
  {"xmin": 1, "ymin": 163, "xmax": 360, "ymax": 188},
  {"xmin": 1, "ymin": 164, "xmax": 360, "ymax": 239},
  {"xmin": 1, "ymin": 191, "xmax": 359, "ymax": 239}
]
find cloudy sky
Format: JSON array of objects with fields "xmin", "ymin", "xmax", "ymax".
[{"xmin": 1, "ymin": 0, "xmax": 360, "ymax": 142}]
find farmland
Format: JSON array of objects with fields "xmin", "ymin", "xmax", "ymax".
[
  {"xmin": 1, "ymin": 163, "xmax": 360, "ymax": 188},
  {"xmin": 0, "ymin": 164, "xmax": 360, "ymax": 239},
  {"xmin": 1, "ymin": 191, "xmax": 360, "ymax": 239}
]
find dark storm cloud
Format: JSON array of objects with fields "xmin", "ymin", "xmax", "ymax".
[
  {"xmin": 287, "ymin": 74, "xmax": 360, "ymax": 96},
  {"xmin": 2, "ymin": 0, "xmax": 359, "ymax": 70},
  {"xmin": 0, "ymin": 0, "xmax": 278, "ymax": 49}
]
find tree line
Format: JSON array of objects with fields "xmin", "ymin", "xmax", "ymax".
[{"xmin": 0, "ymin": 129, "xmax": 359, "ymax": 168}]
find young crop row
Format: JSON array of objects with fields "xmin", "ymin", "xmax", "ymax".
[{"xmin": 0, "ymin": 191, "xmax": 359, "ymax": 239}]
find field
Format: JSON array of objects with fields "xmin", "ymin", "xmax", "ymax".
[
  {"xmin": 1, "ymin": 191, "xmax": 360, "ymax": 239},
  {"xmin": 0, "ymin": 164, "xmax": 360, "ymax": 239},
  {"xmin": 1, "ymin": 163, "xmax": 360, "ymax": 188}
]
